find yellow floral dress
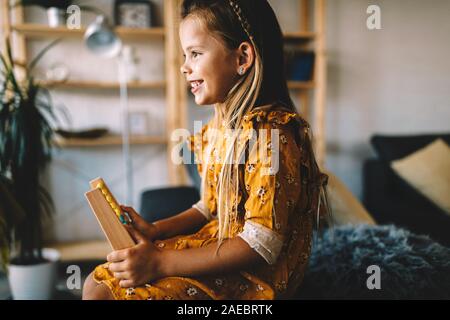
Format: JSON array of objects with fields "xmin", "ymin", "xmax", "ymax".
[{"xmin": 92, "ymin": 103, "xmax": 329, "ymax": 300}]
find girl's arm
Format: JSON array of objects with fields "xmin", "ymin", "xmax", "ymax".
[
  {"xmin": 153, "ymin": 207, "xmax": 208, "ymax": 239},
  {"xmin": 121, "ymin": 205, "xmax": 207, "ymax": 241},
  {"xmin": 161, "ymin": 237, "xmax": 264, "ymax": 277}
]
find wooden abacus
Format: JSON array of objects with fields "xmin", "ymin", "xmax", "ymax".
[{"xmin": 85, "ymin": 177, "xmax": 136, "ymax": 251}]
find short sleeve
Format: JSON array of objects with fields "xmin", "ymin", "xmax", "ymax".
[
  {"xmin": 238, "ymin": 113, "xmax": 302, "ymax": 264},
  {"xmin": 192, "ymin": 200, "xmax": 212, "ymax": 221}
]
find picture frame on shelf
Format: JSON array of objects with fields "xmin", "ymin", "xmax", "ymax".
[
  {"xmin": 129, "ymin": 111, "xmax": 149, "ymax": 135},
  {"xmin": 114, "ymin": 0, "xmax": 154, "ymax": 28}
]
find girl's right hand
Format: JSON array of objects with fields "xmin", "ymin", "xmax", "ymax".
[{"xmin": 120, "ymin": 205, "xmax": 160, "ymax": 241}]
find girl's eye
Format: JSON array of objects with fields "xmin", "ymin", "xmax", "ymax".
[{"xmin": 182, "ymin": 52, "xmax": 201, "ymax": 60}]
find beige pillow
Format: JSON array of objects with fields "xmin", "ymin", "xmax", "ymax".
[
  {"xmin": 391, "ymin": 138, "xmax": 450, "ymax": 215},
  {"xmin": 323, "ymin": 170, "xmax": 376, "ymax": 226}
]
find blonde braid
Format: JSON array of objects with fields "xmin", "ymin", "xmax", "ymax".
[{"xmin": 229, "ymin": 0, "xmax": 254, "ymax": 41}]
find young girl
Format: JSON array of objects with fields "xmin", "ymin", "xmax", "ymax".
[{"xmin": 83, "ymin": 0, "xmax": 330, "ymax": 300}]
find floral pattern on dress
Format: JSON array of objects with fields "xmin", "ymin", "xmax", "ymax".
[{"xmin": 187, "ymin": 287, "xmax": 198, "ymax": 296}]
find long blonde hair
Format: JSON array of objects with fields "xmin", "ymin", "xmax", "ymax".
[{"xmin": 181, "ymin": 0, "xmax": 329, "ymax": 246}]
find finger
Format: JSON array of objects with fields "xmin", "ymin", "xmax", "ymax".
[
  {"xmin": 124, "ymin": 224, "xmax": 146, "ymax": 244},
  {"xmin": 119, "ymin": 279, "xmax": 135, "ymax": 288},
  {"xmin": 107, "ymin": 249, "xmax": 129, "ymax": 263},
  {"xmin": 108, "ymin": 261, "xmax": 128, "ymax": 273},
  {"xmin": 120, "ymin": 205, "xmax": 142, "ymax": 224},
  {"xmin": 113, "ymin": 271, "xmax": 129, "ymax": 280}
]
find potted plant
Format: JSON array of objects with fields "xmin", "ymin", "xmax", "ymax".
[{"xmin": 0, "ymin": 38, "xmax": 60, "ymax": 299}]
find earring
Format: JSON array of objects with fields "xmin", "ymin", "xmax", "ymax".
[{"xmin": 238, "ymin": 66, "xmax": 245, "ymax": 75}]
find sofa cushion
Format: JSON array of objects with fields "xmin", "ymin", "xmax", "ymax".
[{"xmin": 391, "ymin": 139, "xmax": 450, "ymax": 215}]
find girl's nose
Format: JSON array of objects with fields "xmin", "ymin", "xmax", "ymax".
[{"xmin": 180, "ymin": 62, "xmax": 191, "ymax": 75}]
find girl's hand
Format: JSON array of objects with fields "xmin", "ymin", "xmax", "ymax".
[
  {"xmin": 120, "ymin": 205, "xmax": 160, "ymax": 241},
  {"xmin": 107, "ymin": 225, "xmax": 165, "ymax": 288}
]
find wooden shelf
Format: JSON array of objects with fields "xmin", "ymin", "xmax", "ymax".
[
  {"xmin": 48, "ymin": 240, "xmax": 112, "ymax": 262},
  {"xmin": 40, "ymin": 80, "xmax": 166, "ymax": 90},
  {"xmin": 49, "ymin": 240, "xmax": 111, "ymax": 262},
  {"xmin": 283, "ymin": 31, "xmax": 316, "ymax": 40},
  {"xmin": 12, "ymin": 23, "xmax": 165, "ymax": 39},
  {"xmin": 55, "ymin": 135, "xmax": 167, "ymax": 147},
  {"xmin": 288, "ymin": 81, "xmax": 315, "ymax": 89}
]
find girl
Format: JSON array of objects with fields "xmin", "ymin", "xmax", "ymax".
[{"xmin": 83, "ymin": 0, "xmax": 330, "ymax": 300}]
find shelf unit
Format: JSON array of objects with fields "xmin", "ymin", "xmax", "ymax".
[
  {"xmin": 11, "ymin": 23, "xmax": 165, "ymax": 39},
  {"xmin": 1, "ymin": 0, "xmax": 187, "ymax": 185},
  {"xmin": 38, "ymin": 80, "xmax": 166, "ymax": 90},
  {"xmin": 282, "ymin": 0, "xmax": 327, "ymax": 167},
  {"xmin": 55, "ymin": 135, "xmax": 167, "ymax": 148}
]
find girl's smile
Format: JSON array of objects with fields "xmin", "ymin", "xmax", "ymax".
[{"xmin": 190, "ymin": 80, "xmax": 204, "ymax": 94}]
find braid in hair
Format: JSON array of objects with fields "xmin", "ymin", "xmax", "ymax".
[{"xmin": 228, "ymin": 0, "xmax": 254, "ymax": 41}]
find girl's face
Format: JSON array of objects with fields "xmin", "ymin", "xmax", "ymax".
[{"xmin": 179, "ymin": 17, "xmax": 240, "ymax": 105}]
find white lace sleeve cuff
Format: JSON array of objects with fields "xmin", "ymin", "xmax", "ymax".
[
  {"xmin": 238, "ymin": 220, "xmax": 284, "ymax": 265},
  {"xmin": 192, "ymin": 200, "xmax": 211, "ymax": 221}
]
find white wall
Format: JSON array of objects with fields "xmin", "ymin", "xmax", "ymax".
[
  {"xmin": 325, "ymin": 0, "xmax": 450, "ymax": 199},
  {"xmin": 3, "ymin": 0, "xmax": 449, "ymax": 241}
]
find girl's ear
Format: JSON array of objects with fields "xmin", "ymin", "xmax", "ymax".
[{"xmin": 236, "ymin": 41, "xmax": 255, "ymax": 75}]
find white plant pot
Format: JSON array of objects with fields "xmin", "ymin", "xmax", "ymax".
[
  {"xmin": 8, "ymin": 248, "xmax": 60, "ymax": 300},
  {"xmin": 47, "ymin": 7, "xmax": 65, "ymax": 28}
]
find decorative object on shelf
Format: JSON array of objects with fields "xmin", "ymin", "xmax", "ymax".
[
  {"xmin": 114, "ymin": 0, "xmax": 153, "ymax": 28},
  {"xmin": 129, "ymin": 112, "xmax": 148, "ymax": 135},
  {"xmin": 46, "ymin": 7, "xmax": 65, "ymax": 27},
  {"xmin": 45, "ymin": 62, "xmax": 70, "ymax": 82},
  {"xmin": 55, "ymin": 128, "xmax": 109, "ymax": 139},
  {"xmin": 285, "ymin": 50, "xmax": 315, "ymax": 82},
  {"xmin": 0, "ymin": 37, "xmax": 60, "ymax": 299},
  {"xmin": 15, "ymin": 0, "xmax": 72, "ymax": 27}
]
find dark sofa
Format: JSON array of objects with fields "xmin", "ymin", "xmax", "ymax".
[{"xmin": 363, "ymin": 133, "xmax": 450, "ymax": 246}]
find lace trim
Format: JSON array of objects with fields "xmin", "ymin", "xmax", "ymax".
[
  {"xmin": 192, "ymin": 200, "xmax": 211, "ymax": 221},
  {"xmin": 238, "ymin": 220, "xmax": 284, "ymax": 265}
]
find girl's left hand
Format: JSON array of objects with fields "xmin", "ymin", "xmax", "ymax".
[{"xmin": 106, "ymin": 225, "xmax": 165, "ymax": 288}]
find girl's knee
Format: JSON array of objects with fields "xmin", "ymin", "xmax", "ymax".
[{"xmin": 82, "ymin": 272, "xmax": 113, "ymax": 300}]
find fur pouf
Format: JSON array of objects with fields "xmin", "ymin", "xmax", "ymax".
[{"xmin": 296, "ymin": 224, "xmax": 450, "ymax": 299}]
